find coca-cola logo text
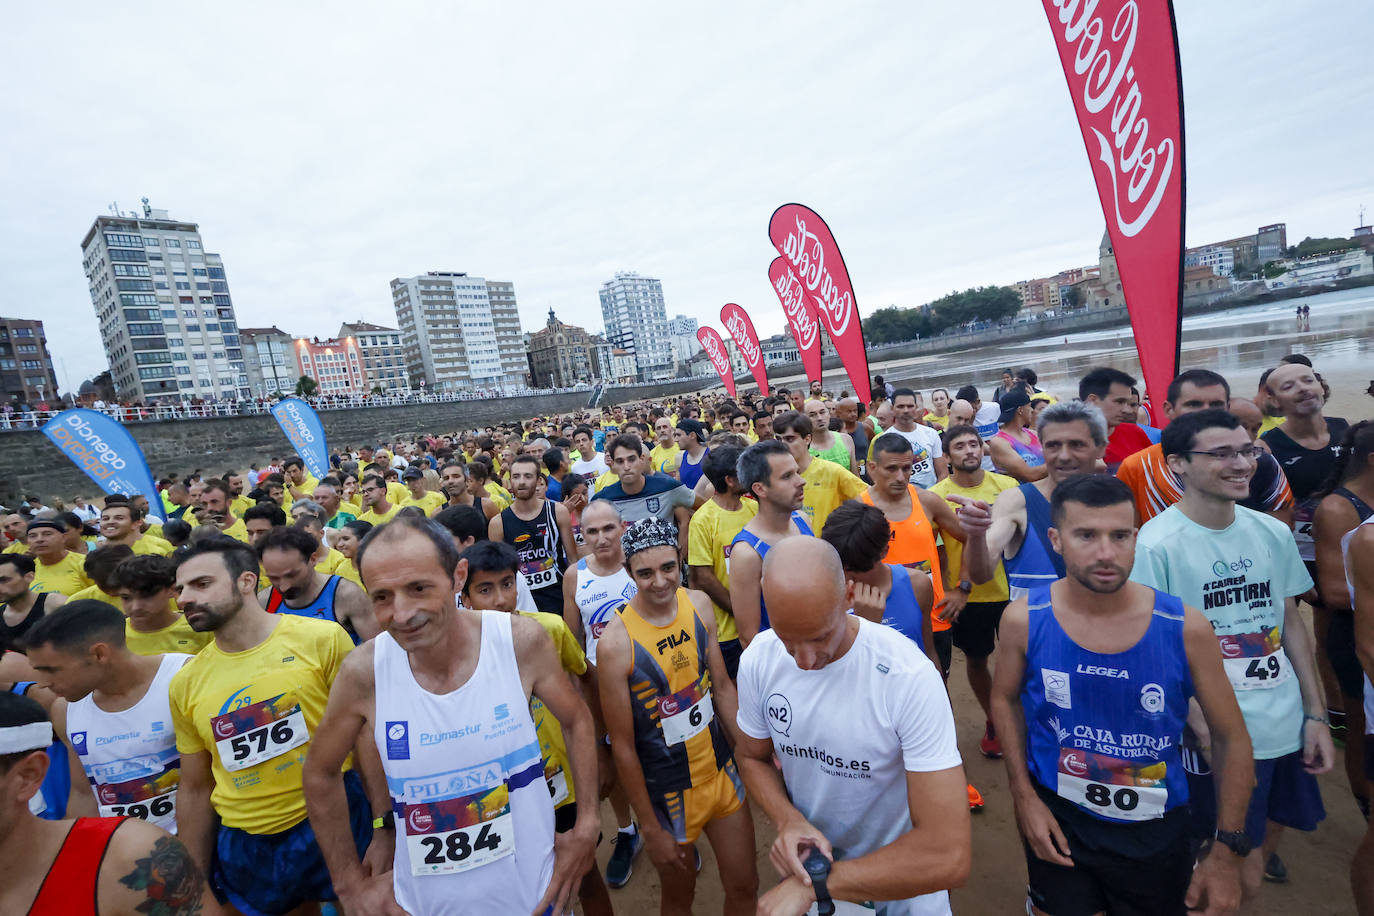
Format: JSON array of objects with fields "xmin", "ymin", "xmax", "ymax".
[
  {"xmin": 780, "ymin": 215, "xmax": 855, "ymax": 336},
  {"xmin": 1050, "ymin": 0, "xmax": 1175, "ymax": 237},
  {"xmin": 699, "ymin": 332, "xmax": 729, "ymax": 373},
  {"xmin": 722, "ymin": 310, "xmax": 761, "ymax": 368},
  {"xmin": 770, "ymin": 264, "xmax": 819, "ymax": 351}
]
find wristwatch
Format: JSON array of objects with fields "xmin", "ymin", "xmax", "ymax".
[
  {"xmin": 956, "ymin": 579, "xmax": 973, "ymax": 593},
  {"xmin": 1213, "ymin": 828, "xmax": 1251, "ymax": 858},
  {"xmin": 373, "ymin": 811, "xmax": 396, "ymax": 830},
  {"xmin": 802, "ymin": 847, "xmax": 834, "ymax": 916}
]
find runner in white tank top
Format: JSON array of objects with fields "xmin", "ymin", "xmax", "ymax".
[
  {"xmin": 563, "ymin": 500, "xmax": 636, "ymax": 665},
  {"xmin": 64, "ymin": 653, "xmax": 191, "ymax": 833},
  {"xmin": 300, "ymin": 515, "xmax": 601, "ymax": 916}
]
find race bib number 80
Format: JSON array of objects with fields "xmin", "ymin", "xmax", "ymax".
[
  {"xmin": 405, "ymin": 785, "xmax": 515, "ymax": 877},
  {"xmin": 1056, "ymin": 749, "xmax": 1168, "ymax": 822},
  {"xmin": 211, "ymin": 694, "xmax": 309, "ymax": 772}
]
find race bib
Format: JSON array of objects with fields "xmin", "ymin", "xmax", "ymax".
[
  {"xmin": 1293, "ymin": 500, "xmax": 1316, "ymax": 560},
  {"xmin": 1056, "ymin": 748, "xmax": 1168, "ymax": 822},
  {"xmin": 657, "ymin": 683, "xmax": 713, "ymax": 746},
  {"xmin": 99, "ymin": 788, "xmax": 177, "ymax": 826},
  {"xmin": 520, "ymin": 558, "xmax": 557, "ymax": 590},
  {"xmin": 211, "ymin": 695, "xmax": 309, "ymax": 772},
  {"xmin": 546, "ymin": 766, "xmax": 569, "ymax": 807},
  {"xmin": 406, "ymin": 785, "xmax": 515, "ymax": 877},
  {"xmin": 1218, "ymin": 628, "xmax": 1292, "ymax": 692}
]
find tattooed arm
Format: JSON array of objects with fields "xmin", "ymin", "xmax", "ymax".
[{"xmin": 98, "ymin": 818, "xmax": 222, "ymax": 916}]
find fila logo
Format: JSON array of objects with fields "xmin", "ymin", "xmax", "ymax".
[{"xmin": 656, "ymin": 629, "xmax": 691, "ymax": 655}]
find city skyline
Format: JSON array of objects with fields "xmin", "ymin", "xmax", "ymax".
[{"xmin": 3, "ymin": 2, "xmax": 1370, "ymax": 394}]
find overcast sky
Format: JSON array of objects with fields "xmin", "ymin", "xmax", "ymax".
[{"xmin": 2, "ymin": 1, "xmax": 1370, "ymax": 393}]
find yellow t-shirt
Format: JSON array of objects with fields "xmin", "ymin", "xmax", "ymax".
[
  {"xmin": 650, "ymin": 444, "xmax": 681, "ymax": 476},
  {"xmin": 218, "ymin": 518, "xmax": 250, "ymax": 543},
  {"xmin": 33, "ymin": 552, "xmax": 93, "ymax": 597},
  {"xmin": 169, "ymin": 615, "xmax": 353, "ymax": 833},
  {"xmin": 799, "ymin": 458, "xmax": 868, "ymax": 534},
  {"xmin": 314, "ymin": 547, "xmax": 349, "ymax": 577},
  {"xmin": 401, "ymin": 491, "xmax": 446, "ymax": 516},
  {"xmin": 3, "ymin": 541, "xmax": 28, "ymax": 554},
  {"xmin": 592, "ymin": 470, "xmax": 618, "ymax": 494},
  {"xmin": 930, "ymin": 472, "xmax": 1018, "ymax": 603},
  {"xmin": 69, "ymin": 584, "xmax": 123, "ymax": 609},
  {"xmin": 1259, "ymin": 415, "xmax": 1286, "ymax": 435},
  {"xmin": 686, "ymin": 498, "xmax": 758, "ymax": 643},
  {"xmin": 926, "ymin": 414, "xmax": 950, "ymax": 431},
  {"xmin": 519, "ymin": 611, "xmax": 588, "ymax": 810},
  {"xmin": 129, "ymin": 535, "xmax": 173, "ymax": 556},
  {"xmin": 126, "ymin": 613, "xmax": 214, "ymax": 657},
  {"xmin": 356, "ymin": 503, "xmax": 403, "ymax": 527},
  {"xmin": 335, "ymin": 558, "xmax": 364, "ymax": 590},
  {"xmin": 484, "ymin": 481, "xmax": 513, "ymax": 510},
  {"xmin": 231, "ymin": 495, "xmax": 254, "ymax": 519},
  {"xmin": 384, "ymin": 481, "xmax": 409, "ymax": 507}
]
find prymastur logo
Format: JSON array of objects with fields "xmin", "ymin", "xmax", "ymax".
[{"xmin": 1212, "ymin": 557, "xmax": 1253, "ymax": 577}]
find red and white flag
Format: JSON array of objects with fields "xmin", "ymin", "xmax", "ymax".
[
  {"xmin": 1043, "ymin": 0, "xmax": 1185, "ymax": 424},
  {"xmin": 696, "ymin": 327, "xmax": 736, "ymax": 397},
  {"xmin": 767, "ymin": 256, "xmax": 824, "ymax": 390},
  {"xmin": 720, "ymin": 303, "xmax": 769, "ymax": 397},
  {"xmin": 768, "ymin": 204, "xmax": 871, "ymax": 403}
]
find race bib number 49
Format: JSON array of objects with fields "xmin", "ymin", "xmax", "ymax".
[
  {"xmin": 1218, "ymin": 629, "xmax": 1292, "ymax": 692},
  {"xmin": 1056, "ymin": 749, "xmax": 1168, "ymax": 822},
  {"xmin": 405, "ymin": 785, "xmax": 514, "ymax": 876},
  {"xmin": 211, "ymin": 694, "xmax": 309, "ymax": 772},
  {"xmin": 657, "ymin": 682, "xmax": 713, "ymax": 746}
]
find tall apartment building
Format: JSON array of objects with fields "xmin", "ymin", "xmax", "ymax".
[
  {"xmin": 0, "ymin": 318, "xmax": 59, "ymax": 405},
  {"xmin": 80, "ymin": 204, "xmax": 246, "ymax": 403},
  {"xmin": 240, "ymin": 326, "xmax": 296, "ymax": 397},
  {"xmin": 598, "ymin": 272, "xmax": 673, "ymax": 381},
  {"xmin": 665, "ymin": 313, "xmax": 701, "ymax": 373},
  {"xmin": 337, "ymin": 320, "xmax": 409, "ymax": 392},
  {"xmin": 390, "ymin": 272, "xmax": 527, "ymax": 392},
  {"xmin": 293, "ymin": 336, "xmax": 368, "ymax": 395}
]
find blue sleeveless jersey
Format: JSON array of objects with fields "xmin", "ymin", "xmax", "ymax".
[
  {"xmin": 266, "ymin": 576, "xmax": 355, "ymax": 642},
  {"xmin": 11, "ymin": 682, "xmax": 68, "ymax": 820},
  {"xmin": 731, "ymin": 512, "xmax": 813, "ymax": 632},
  {"xmin": 1020, "ymin": 586, "xmax": 1191, "ymax": 823},
  {"xmin": 879, "ymin": 564, "xmax": 925, "ymax": 651},
  {"xmin": 1005, "ymin": 483, "xmax": 1065, "ymax": 593}
]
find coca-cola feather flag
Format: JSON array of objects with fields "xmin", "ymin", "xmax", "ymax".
[
  {"xmin": 768, "ymin": 204, "xmax": 872, "ymax": 404},
  {"xmin": 767, "ymin": 257, "xmax": 824, "ymax": 389},
  {"xmin": 1043, "ymin": 0, "xmax": 1185, "ymax": 424},
  {"xmin": 696, "ymin": 327, "xmax": 737, "ymax": 397},
  {"xmin": 720, "ymin": 303, "xmax": 769, "ymax": 397}
]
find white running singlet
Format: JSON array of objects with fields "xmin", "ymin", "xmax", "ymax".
[
  {"xmin": 572, "ymin": 557, "xmax": 637, "ymax": 665},
  {"xmin": 374, "ymin": 612, "xmax": 555, "ymax": 915},
  {"xmin": 66, "ymin": 653, "xmax": 191, "ymax": 833}
]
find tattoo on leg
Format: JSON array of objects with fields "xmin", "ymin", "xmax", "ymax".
[{"xmin": 118, "ymin": 835, "xmax": 205, "ymax": 916}]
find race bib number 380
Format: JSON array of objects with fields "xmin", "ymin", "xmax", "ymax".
[
  {"xmin": 1056, "ymin": 749, "xmax": 1168, "ymax": 822},
  {"xmin": 405, "ymin": 785, "xmax": 514, "ymax": 876},
  {"xmin": 211, "ymin": 694, "xmax": 309, "ymax": 772}
]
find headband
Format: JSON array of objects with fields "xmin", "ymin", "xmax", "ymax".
[
  {"xmin": 622, "ymin": 518, "xmax": 678, "ymax": 561},
  {"xmin": 0, "ymin": 722, "xmax": 52, "ymax": 754}
]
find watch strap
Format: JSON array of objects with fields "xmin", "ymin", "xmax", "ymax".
[{"xmin": 373, "ymin": 811, "xmax": 396, "ymax": 830}]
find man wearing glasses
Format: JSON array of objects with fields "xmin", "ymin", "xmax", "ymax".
[
  {"xmin": 356, "ymin": 474, "xmax": 402, "ymax": 527},
  {"xmin": 1131, "ymin": 408, "xmax": 1332, "ymax": 905}
]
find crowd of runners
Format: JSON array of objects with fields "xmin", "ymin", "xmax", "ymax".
[{"xmin": 1, "ymin": 356, "xmax": 1372, "ymax": 915}]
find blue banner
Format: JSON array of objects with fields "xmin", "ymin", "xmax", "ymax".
[
  {"xmin": 41, "ymin": 409, "xmax": 164, "ymax": 521},
  {"xmin": 269, "ymin": 397, "xmax": 330, "ymax": 479}
]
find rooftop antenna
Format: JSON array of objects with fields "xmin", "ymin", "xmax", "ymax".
[
  {"xmin": 108, "ymin": 202, "xmax": 119, "ymax": 216},
  {"xmin": 1360, "ymin": 204, "xmax": 1367, "ymax": 228}
]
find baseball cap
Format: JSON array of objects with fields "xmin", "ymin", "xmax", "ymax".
[
  {"xmin": 26, "ymin": 518, "xmax": 66, "ymax": 533},
  {"xmin": 401, "ymin": 467, "xmax": 423, "ymax": 481},
  {"xmin": 998, "ymin": 389, "xmax": 1031, "ymax": 423},
  {"xmin": 675, "ymin": 419, "xmax": 707, "ymax": 444}
]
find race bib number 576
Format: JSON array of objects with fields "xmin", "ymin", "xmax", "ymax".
[{"xmin": 211, "ymin": 694, "xmax": 309, "ymax": 772}]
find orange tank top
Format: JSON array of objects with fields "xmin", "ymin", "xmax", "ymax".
[{"xmin": 862, "ymin": 486, "xmax": 948, "ymax": 631}]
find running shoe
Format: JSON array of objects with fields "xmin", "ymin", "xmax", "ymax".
[
  {"xmin": 606, "ymin": 829, "xmax": 641, "ymax": 889},
  {"xmin": 980, "ymin": 722, "xmax": 1003, "ymax": 759},
  {"xmin": 967, "ymin": 783, "xmax": 985, "ymax": 811},
  {"xmin": 1263, "ymin": 853, "xmax": 1288, "ymax": 884}
]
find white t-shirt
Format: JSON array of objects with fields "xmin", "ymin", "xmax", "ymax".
[
  {"xmin": 887, "ymin": 425, "xmax": 944, "ymax": 489},
  {"xmin": 736, "ymin": 620, "xmax": 962, "ymax": 916},
  {"xmin": 571, "ymin": 452, "xmax": 609, "ymax": 486}
]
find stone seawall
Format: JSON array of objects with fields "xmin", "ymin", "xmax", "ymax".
[{"xmin": 0, "ymin": 378, "xmax": 708, "ymax": 506}]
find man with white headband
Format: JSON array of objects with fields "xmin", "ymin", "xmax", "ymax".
[{"xmin": 0, "ymin": 690, "xmax": 220, "ymax": 915}]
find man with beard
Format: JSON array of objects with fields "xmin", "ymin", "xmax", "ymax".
[
  {"xmin": 0, "ymin": 554, "xmax": 65, "ymax": 654},
  {"xmin": 168, "ymin": 535, "xmax": 381, "ymax": 916},
  {"xmin": 729, "ymin": 441, "xmax": 812, "ymax": 647},
  {"xmin": 223, "ymin": 469, "xmax": 253, "ymax": 519},
  {"xmin": 491, "ymin": 454, "xmax": 579, "ymax": 618},
  {"xmin": 257, "ymin": 526, "xmax": 378, "ymax": 644},
  {"xmin": 957, "ymin": 401, "xmax": 1109, "ymax": 600},
  {"xmin": 986, "ymin": 475, "xmax": 1252, "ymax": 916},
  {"xmin": 356, "ymin": 473, "xmax": 402, "ymax": 527}
]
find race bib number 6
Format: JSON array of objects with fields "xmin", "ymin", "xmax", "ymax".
[
  {"xmin": 211, "ymin": 694, "xmax": 309, "ymax": 772},
  {"xmin": 658, "ymin": 683, "xmax": 714, "ymax": 746},
  {"xmin": 406, "ymin": 786, "xmax": 515, "ymax": 877}
]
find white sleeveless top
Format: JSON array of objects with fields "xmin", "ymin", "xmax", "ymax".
[
  {"xmin": 1342, "ymin": 515, "xmax": 1374, "ymax": 732},
  {"xmin": 374, "ymin": 612, "xmax": 555, "ymax": 915},
  {"xmin": 66, "ymin": 653, "xmax": 191, "ymax": 833},
  {"xmin": 573, "ymin": 557, "xmax": 637, "ymax": 665}
]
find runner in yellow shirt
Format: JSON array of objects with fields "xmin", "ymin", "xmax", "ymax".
[
  {"xmin": 774, "ymin": 412, "xmax": 867, "ymax": 532},
  {"xmin": 112, "ymin": 553, "xmax": 213, "ymax": 656},
  {"xmin": 98, "ymin": 498, "xmax": 172, "ymax": 556},
  {"xmin": 399, "ymin": 467, "xmax": 445, "ymax": 515},
  {"xmin": 26, "ymin": 519, "xmax": 92, "ymax": 597},
  {"xmin": 356, "ymin": 474, "xmax": 402, "ymax": 526},
  {"xmin": 68, "ymin": 544, "xmax": 135, "ymax": 609},
  {"xmin": 650, "ymin": 416, "xmax": 681, "ymax": 478}
]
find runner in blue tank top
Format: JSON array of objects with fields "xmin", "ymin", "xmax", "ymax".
[
  {"xmin": 987, "ymin": 475, "xmax": 1255, "ymax": 916},
  {"xmin": 956, "ymin": 401, "xmax": 1107, "ymax": 600},
  {"xmin": 820, "ymin": 499, "xmax": 939, "ymax": 665},
  {"xmin": 728, "ymin": 441, "xmax": 811, "ymax": 646},
  {"xmin": 258, "ymin": 527, "xmax": 379, "ymax": 644}
]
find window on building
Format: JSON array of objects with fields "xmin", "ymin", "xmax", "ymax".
[{"xmin": 166, "ymin": 239, "xmax": 181, "ymax": 249}]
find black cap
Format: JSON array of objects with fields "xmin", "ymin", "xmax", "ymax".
[
  {"xmin": 26, "ymin": 518, "xmax": 66, "ymax": 533},
  {"xmin": 675, "ymin": 419, "xmax": 707, "ymax": 444},
  {"xmin": 401, "ymin": 466, "xmax": 424, "ymax": 480},
  {"xmin": 998, "ymin": 388, "xmax": 1031, "ymax": 423}
]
